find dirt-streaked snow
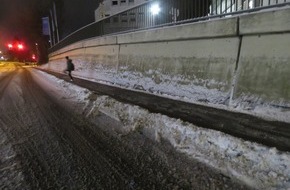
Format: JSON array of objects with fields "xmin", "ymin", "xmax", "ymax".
[
  {"xmin": 33, "ymin": 67, "xmax": 290, "ymax": 189},
  {"xmin": 40, "ymin": 61, "xmax": 290, "ymax": 124}
]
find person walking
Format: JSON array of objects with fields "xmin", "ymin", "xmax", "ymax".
[{"xmin": 64, "ymin": 56, "xmax": 74, "ymax": 81}]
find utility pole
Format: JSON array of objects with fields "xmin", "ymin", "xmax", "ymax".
[
  {"xmin": 49, "ymin": 9, "xmax": 56, "ymax": 45},
  {"xmin": 53, "ymin": 2, "xmax": 60, "ymax": 43}
]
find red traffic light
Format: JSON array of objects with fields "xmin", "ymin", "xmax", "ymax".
[
  {"xmin": 7, "ymin": 42, "xmax": 25, "ymax": 50},
  {"xmin": 17, "ymin": 44, "xmax": 24, "ymax": 50},
  {"xmin": 7, "ymin": 43, "xmax": 13, "ymax": 49}
]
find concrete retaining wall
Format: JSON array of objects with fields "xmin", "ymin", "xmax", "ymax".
[{"xmin": 48, "ymin": 6, "xmax": 290, "ymax": 122}]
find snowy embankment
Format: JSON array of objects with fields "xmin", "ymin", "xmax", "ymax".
[
  {"xmin": 40, "ymin": 61, "xmax": 290, "ymax": 124},
  {"xmin": 31, "ymin": 69, "xmax": 290, "ymax": 189}
]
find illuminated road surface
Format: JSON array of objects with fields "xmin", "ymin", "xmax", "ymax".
[{"xmin": 0, "ymin": 63, "xmax": 251, "ymax": 189}]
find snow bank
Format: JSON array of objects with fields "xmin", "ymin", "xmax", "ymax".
[
  {"xmin": 39, "ymin": 62, "xmax": 290, "ymax": 124},
  {"xmin": 31, "ymin": 69, "xmax": 290, "ymax": 189}
]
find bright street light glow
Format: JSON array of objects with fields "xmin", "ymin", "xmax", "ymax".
[
  {"xmin": 18, "ymin": 44, "xmax": 24, "ymax": 50},
  {"xmin": 150, "ymin": 4, "xmax": 161, "ymax": 15}
]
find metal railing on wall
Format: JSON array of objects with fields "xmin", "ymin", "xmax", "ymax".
[{"xmin": 49, "ymin": 0, "xmax": 290, "ymax": 53}]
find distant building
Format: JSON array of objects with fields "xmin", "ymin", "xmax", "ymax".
[
  {"xmin": 95, "ymin": 0, "xmax": 290, "ymax": 35},
  {"xmin": 211, "ymin": 0, "xmax": 290, "ymax": 14},
  {"xmin": 95, "ymin": 0, "xmax": 149, "ymax": 22},
  {"xmin": 95, "ymin": 0, "xmax": 152, "ymax": 33},
  {"xmin": 95, "ymin": 0, "xmax": 211, "ymax": 29}
]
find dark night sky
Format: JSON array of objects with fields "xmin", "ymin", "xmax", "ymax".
[
  {"xmin": 56, "ymin": 0, "xmax": 100, "ymax": 39},
  {"xmin": 0, "ymin": 0, "xmax": 100, "ymax": 51},
  {"xmin": 0, "ymin": 0, "xmax": 46, "ymax": 49}
]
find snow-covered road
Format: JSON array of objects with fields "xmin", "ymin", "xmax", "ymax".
[{"xmin": 0, "ymin": 62, "xmax": 289, "ymax": 189}]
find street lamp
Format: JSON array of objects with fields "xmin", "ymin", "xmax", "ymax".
[
  {"xmin": 35, "ymin": 43, "xmax": 39, "ymax": 63},
  {"xmin": 150, "ymin": 4, "xmax": 161, "ymax": 15},
  {"xmin": 0, "ymin": 51, "xmax": 3, "ymax": 60}
]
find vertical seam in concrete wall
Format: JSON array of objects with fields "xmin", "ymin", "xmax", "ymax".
[
  {"xmin": 229, "ymin": 17, "xmax": 242, "ymax": 107},
  {"xmin": 83, "ymin": 46, "xmax": 87, "ymax": 60},
  {"xmin": 116, "ymin": 44, "xmax": 121, "ymax": 72}
]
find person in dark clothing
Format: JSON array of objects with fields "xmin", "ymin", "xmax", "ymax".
[{"xmin": 64, "ymin": 56, "xmax": 74, "ymax": 81}]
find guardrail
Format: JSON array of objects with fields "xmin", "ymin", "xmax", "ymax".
[{"xmin": 49, "ymin": 0, "xmax": 290, "ymax": 53}]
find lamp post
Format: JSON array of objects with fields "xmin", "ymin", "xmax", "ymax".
[
  {"xmin": 35, "ymin": 43, "xmax": 39, "ymax": 63},
  {"xmin": 0, "ymin": 50, "xmax": 3, "ymax": 60}
]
